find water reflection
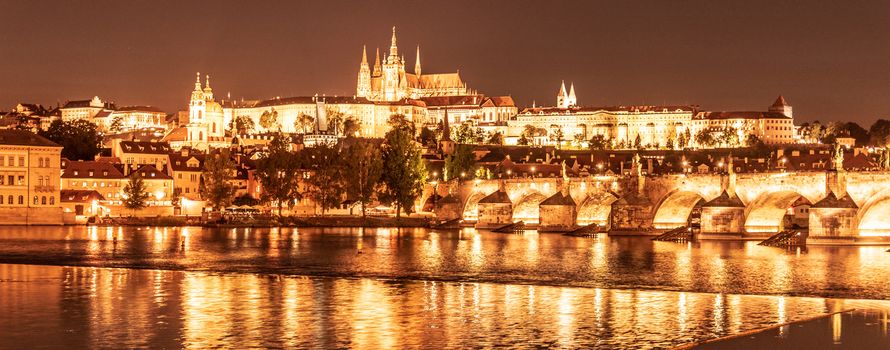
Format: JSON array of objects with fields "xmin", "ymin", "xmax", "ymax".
[
  {"xmin": 4, "ymin": 226, "xmax": 890, "ymax": 300},
  {"xmin": 3, "ymin": 264, "xmax": 890, "ymax": 349}
]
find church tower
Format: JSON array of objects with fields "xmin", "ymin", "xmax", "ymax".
[
  {"xmin": 415, "ymin": 46, "xmax": 422, "ymax": 76},
  {"xmin": 189, "ymin": 72, "xmax": 206, "ymax": 125},
  {"xmin": 557, "ymin": 81, "xmax": 568, "ymax": 108},
  {"xmin": 567, "ymin": 83, "xmax": 577, "ymax": 107},
  {"xmin": 381, "ymin": 26, "xmax": 404, "ymax": 101},
  {"xmin": 769, "ymin": 95, "xmax": 792, "ymax": 118},
  {"xmin": 357, "ymin": 45, "xmax": 371, "ymax": 97}
]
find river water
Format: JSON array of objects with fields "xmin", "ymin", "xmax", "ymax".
[{"xmin": 1, "ymin": 226, "xmax": 889, "ymax": 348}]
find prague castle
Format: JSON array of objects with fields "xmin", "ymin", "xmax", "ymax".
[{"xmin": 357, "ymin": 27, "xmax": 471, "ymax": 102}]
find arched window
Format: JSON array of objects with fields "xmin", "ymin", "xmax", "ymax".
[
  {"xmin": 212, "ymin": 122, "xmax": 217, "ymax": 134},
  {"xmin": 199, "ymin": 131, "xmax": 204, "ymax": 140},
  {"xmin": 198, "ymin": 110, "xmax": 203, "ymax": 119},
  {"xmin": 41, "ymin": 196, "xmax": 46, "ymax": 205},
  {"xmin": 18, "ymin": 196, "xmax": 23, "ymax": 205},
  {"xmin": 37, "ymin": 158, "xmax": 43, "ymax": 167},
  {"xmin": 33, "ymin": 196, "xmax": 38, "ymax": 205},
  {"xmin": 49, "ymin": 197, "xmax": 54, "ymax": 205}
]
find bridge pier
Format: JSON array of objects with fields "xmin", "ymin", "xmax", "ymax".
[
  {"xmin": 476, "ymin": 190, "xmax": 513, "ymax": 228},
  {"xmin": 538, "ymin": 191, "xmax": 577, "ymax": 232},
  {"xmin": 699, "ymin": 191, "xmax": 747, "ymax": 238}
]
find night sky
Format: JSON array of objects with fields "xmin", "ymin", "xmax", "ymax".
[{"xmin": 3, "ymin": 0, "xmax": 890, "ymax": 125}]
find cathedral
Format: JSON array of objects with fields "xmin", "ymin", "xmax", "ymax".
[
  {"xmin": 356, "ymin": 27, "xmax": 471, "ymax": 102},
  {"xmin": 165, "ymin": 73, "xmax": 228, "ymax": 151}
]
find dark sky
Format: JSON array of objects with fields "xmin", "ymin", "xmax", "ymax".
[{"xmin": 3, "ymin": 0, "xmax": 890, "ymax": 125}]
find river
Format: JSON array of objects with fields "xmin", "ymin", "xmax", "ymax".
[{"xmin": 1, "ymin": 226, "xmax": 889, "ymax": 348}]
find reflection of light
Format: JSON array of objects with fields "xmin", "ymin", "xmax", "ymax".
[
  {"xmin": 678, "ymin": 292, "xmax": 687, "ymax": 332},
  {"xmin": 832, "ymin": 312, "xmax": 842, "ymax": 344}
]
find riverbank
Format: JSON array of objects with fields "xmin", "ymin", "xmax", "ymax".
[{"xmin": 93, "ymin": 215, "xmax": 433, "ymax": 228}]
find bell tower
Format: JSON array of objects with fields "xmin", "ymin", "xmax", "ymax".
[{"xmin": 357, "ymin": 45, "xmax": 371, "ymax": 97}]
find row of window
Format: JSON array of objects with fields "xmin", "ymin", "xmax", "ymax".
[
  {"xmin": 0, "ymin": 156, "xmax": 25, "ymax": 167},
  {"xmin": 0, "ymin": 175, "xmax": 25, "ymax": 186},
  {"xmin": 0, "ymin": 195, "xmax": 54, "ymax": 205}
]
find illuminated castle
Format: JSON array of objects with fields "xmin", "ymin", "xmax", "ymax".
[{"xmin": 356, "ymin": 27, "xmax": 471, "ymax": 102}]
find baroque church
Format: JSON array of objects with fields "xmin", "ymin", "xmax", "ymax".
[{"xmin": 356, "ymin": 27, "xmax": 471, "ymax": 101}]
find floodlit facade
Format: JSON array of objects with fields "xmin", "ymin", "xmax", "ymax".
[{"xmin": 0, "ymin": 130, "xmax": 63, "ymax": 225}]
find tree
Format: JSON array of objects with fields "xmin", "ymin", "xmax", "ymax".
[
  {"xmin": 342, "ymin": 117, "xmax": 360, "ymax": 137},
  {"xmin": 343, "ymin": 139, "xmax": 383, "ymax": 218},
  {"xmin": 634, "ymin": 134, "xmax": 643, "ymax": 150},
  {"xmin": 379, "ymin": 116, "xmax": 427, "ymax": 219},
  {"xmin": 123, "ymin": 173, "xmax": 150, "ymax": 213},
  {"xmin": 677, "ymin": 130, "xmax": 689, "ymax": 149},
  {"xmin": 454, "ymin": 123, "xmax": 485, "ymax": 144},
  {"xmin": 551, "ymin": 127, "xmax": 565, "ymax": 149},
  {"xmin": 303, "ymin": 143, "xmax": 346, "ymax": 215},
  {"xmin": 869, "ymin": 119, "xmax": 890, "ymax": 146},
  {"xmin": 695, "ymin": 129, "xmax": 716, "ymax": 148},
  {"xmin": 296, "ymin": 113, "xmax": 315, "ymax": 134},
  {"xmin": 109, "ymin": 116, "xmax": 124, "ymax": 133},
  {"xmin": 419, "ymin": 126, "xmax": 437, "ymax": 146},
  {"xmin": 256, "ymin": 134, "xmax": 303, "ymax": 216},
  {"xmin": 487, "ymin": 131, "xmax": 505, "ymax": 145},
  {"xmin": 259, "ymin": 110, "xmax": 279, "ymax": 130},
  {"xmin": 445, "ymin": 144, "xmax": 476, "ymax": 181},
  {"xmin": 717, "ymin": 127, "xmax": 739, "ymax": 147},
  {"xmin": 665, "ymin": 137, "xmax": 675, "ymax": 150},
  {"xmin": 326, "ymin": 108, "xmax": 345, "ymax": 135},
  {"xmin": 517, "ymin": 134, "xmax": 530, "ymax": 146},
  {"xmin": 388, "ymin": 114, "xmax": 416, "ymax": 135},
  {"xmin": 200, "ymin": 149, "xmax": 237, "ymax": 211},
  {"xmin": 589, "ymin": 134, "xmax": 610, "ymax": 150},
  {"xmin": 233, "ymin": 194, "xmax": 260, "ymax": 206},
  {"xmin": 230, "ymin": 115, "xmax": 255, "ymax": 135},
  {"xmin": 38, "ymin": 119, "xmax": 102, "ymax": 161}
]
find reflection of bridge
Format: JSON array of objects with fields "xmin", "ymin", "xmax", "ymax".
[{"xmin": 423, "ymin": 170, "xmax": 890, "ymax": 241}]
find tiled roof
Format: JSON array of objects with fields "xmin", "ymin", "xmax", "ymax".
[
  {"xmin": 131, "ymin": 164, "xmax": 172, "ymax": 180},
  {"xmin": 119, "ymin": 141, "xmax": 171, "ymax": 154},
  {"xmin": 703, "ymin": 191, "xmax": 745, "ymax": 208},
  {"xmin": 0, "ymin": 130, "xmax": 61, "ymax": 147},
  {"xmin": 812, "ymin": 191, "xmax": 858, "ymax": 209},
  {"xmin": 478, "ymin": 190, "xmax": 511, "ymax": 204},
  {"xmin": 62, "ymin": 161, "xmax": 126, "ymax": 179},
  {"xmin": 695, "ymin": 111, "xmax": 791, "ymax": 120},
  {"xmin": 771, "ymin": 95, "xmax": 789, "ymax": 107},
  {"xmin": 169, "ymin": 154, "xmax": 205, "ymax": 172},
  {"xmin": 540, "ymin": 191, "xmax": 576, "ymax": 206},
  {"xmin": 60, "ymin": 189, "xmax": 105, "ymax": 203},
  {"xmin": 116, "ymin": 105, "xmax": 165, "ymax": 113}
]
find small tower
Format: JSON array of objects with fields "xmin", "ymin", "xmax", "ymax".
[
  {"xmin": 373, "ymin": 47, "xmax": 382, "ymax": 76},
  {"xmin": 439, "ymin": 109, "xmax": 455, "ymax": 155},
  {"xmin": 415, "ymin": 46, "xmax": 422, "ymax": 76},
  {"xmin": 357, "ymin": 46, "xmax": 371, "ymax": 97},
  {"xmin": 189, "ymin": 72, "xmax": 206, "ymax": 123},
  {"xmin": 769, "ymin": 95, "xmax": 792, "ymax": 118},
  {"xmin": 203, "ymin": 74, "xmax": 213, "ymax": 101},
  {"xmin": 567, "ymin": 82, "xmax": 577, "ymax": 107},
  {"xmin": 557, "ymin": 81, "xmax": 568, "ymax": 108}
]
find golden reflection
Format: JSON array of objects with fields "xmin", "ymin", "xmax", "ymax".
[
  {"xmin": 469, "ymin": 232, "xmax": 483, "ymax": 269},
  {"xmin": 713, "ymin": 293, "xmax": 724, "ymax": 334},
  {"xmin": 832, "ymin": 312, "xmax": 843, "ymax": 344},
  {"xmin": 558, "ymin": 288, "xmax": 576, "ymax": 346},
  {"xmin": 678, "ymin": 292, "xmax": 687, "ymax": 332}
]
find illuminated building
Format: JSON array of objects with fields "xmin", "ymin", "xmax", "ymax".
[
  {"xmin": 0, "ymin": 129, "xmax": 63, "ymax": 225},
  {"xmin": 356, "ymin": 27, "xmax": 472, "ymax": 102}
]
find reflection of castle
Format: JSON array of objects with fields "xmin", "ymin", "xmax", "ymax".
[{"xmin": 357, "ymin": 27, "xmax": 471, "ymax": 102}]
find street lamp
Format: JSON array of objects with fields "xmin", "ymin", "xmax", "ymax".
[{"xmin": 530, "ymin": 166, "xmax": 536, "ymax": 178}]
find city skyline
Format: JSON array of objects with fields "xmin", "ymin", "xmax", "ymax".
[{"xmin": 4, "ymin": 1, "xmax": 890, "ymax": 125}]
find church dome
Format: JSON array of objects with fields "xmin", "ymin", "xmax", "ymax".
[{"xmin": 206, "ymin": 101, "xmax": 223, "ymax": 114}]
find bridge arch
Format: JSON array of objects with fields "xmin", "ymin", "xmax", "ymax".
[
  {"xmin": 652, "ymin": 190, "xmax": 706, "ymax": 229},
  {"xmin": 743, "ymin": 190, "xmax": 803, "ymax": 233},
  {"xmin": 461, "ymin": 191, "xmax": 488, "ymax": 222},
  {"xmin": 512, "ymin": 192, "xmax": 547, "ymax": 224},
  {"xmin": 858, "ymin": 188, "xmax": 890, "ymax": 236},
  {"xmin": 577, "ymin": 192, "xmax": 618, "ymax": 226}
]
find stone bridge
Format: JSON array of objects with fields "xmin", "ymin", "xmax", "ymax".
[{"xmin": 422, "ymin": 170, "xmax": 890, "ymax": 240}]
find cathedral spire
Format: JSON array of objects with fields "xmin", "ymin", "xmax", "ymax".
[
  {"xmin": 389, "ymin": 26, "xmax": 398, "ymax": 59},
  {"xmin": 194, "ymin": 72, "xmax": 202, "ymax": 91},
  {"xmin": 568, "ymin": 82, "xmax": 576, "ymax": 106},
  {"xmin": 558, "ymin": 80, "xmax": 567, "ymax": 96},
  {"xmin": 415, "ymin": 46, "xmax": 421, "ymax": 76},
  {"xmin": 361, "ymin": 45, "xmax": 368, "ymax": 65},
  {"xmin": 373, "ymin": 47, "xmax": 381, "ymax": 75}
]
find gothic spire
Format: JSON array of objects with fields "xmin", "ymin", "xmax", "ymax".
[
  {"xmin": 569, "ymin": 83, "xmax": 576, "ymax": 99},
  {"xmin": 373, "ymin": 47, "xmax": 382, "ymax": 75},
  {"xmin": 389, "ymin": 26, "xmax": 398, "ymax": 58},
  {"xmin": 361, "ymin": 45, "xmax": 368, "ymax": 65},
  {"xmin": 415, "ymin": 46, "xmax": 421, "ymax": 76},
  {"xmin": 558, "ymin": 80, "xmax": 567, "ymax": 96}
]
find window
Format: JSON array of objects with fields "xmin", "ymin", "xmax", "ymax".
[
  {"xmin": 33, "ymin": 196, "xmax": 38, "ymax": 205},
  {"xmin": 38, "ymin": 158, "xmax": 43, "ymax": 167},
  {"xmin": 17, "ymin": 176, "xmax": 23, "ymax": 185},
  {"xmin": 7, "ymin": 156, "xmax": 12, "ymax": 166},
  {"xmin": 0, "ymin": 157, "xmax": 3, "ymax": 166},
  {"xmin": 7, "ymin": 196, "xmax": 11, "ymax": 205},
  {"xmin": 18, "ymin": 157, "xmax": 24, "ymax": 167},
  {"xmin": 49, "ymin": 197, "xmax": 54, "ymax": 205},
  {"xmin": 0, "ymin": 196, "xmax": 3, "ymax": 205},
  {"xmin": 41, "ymin": 196, "xmax": 46, "ymax": 205}
]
